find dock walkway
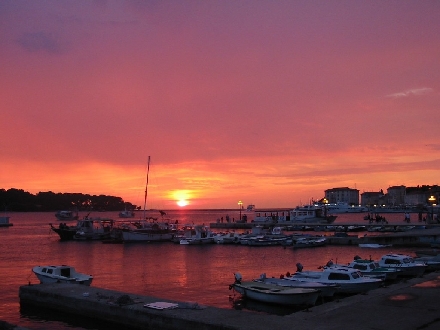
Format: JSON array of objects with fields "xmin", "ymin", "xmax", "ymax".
[{"xmin": 19, "ymin": 271, "xmax": 440, "ymax": 330}]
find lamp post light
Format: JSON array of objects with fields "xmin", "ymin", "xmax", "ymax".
[
  {"xmin": 428, "ymin": 195, "xmax": 436, "ymax": 223},
  {"xmin": 238, "ymin": 200, "xmax": 243, "ymax": 221},
  {"xmin": 322, "ymin": 198, "xmax": 329, "ymax": 217}
]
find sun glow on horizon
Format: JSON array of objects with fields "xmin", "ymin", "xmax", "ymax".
[
  {"xmin": 171, "ymin": 190, "xmax": 192, "ymax": 208},
  {"xmin": 177, "ymin": 199, "xmax": 189, "ymax": 207}
]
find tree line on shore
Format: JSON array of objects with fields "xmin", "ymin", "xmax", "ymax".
[{"xmin": 0, "ymin": 188, "xmax": 137, "ymax": 212}]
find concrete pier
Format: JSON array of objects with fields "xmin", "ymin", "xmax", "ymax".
[{"xmin": 19, "ymin": 271, "xmax": 440, "ymax": 330}]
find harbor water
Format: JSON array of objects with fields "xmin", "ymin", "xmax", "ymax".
[{"xmin": 0, "ymin": 210, "xmax": 421, "ymax": 329}]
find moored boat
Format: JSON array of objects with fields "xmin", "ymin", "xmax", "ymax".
[
  {"xmin": 288, "ymin": 263, "xmax": 384, "ymax": 294},
  {"xmin": 230, "ymin": 273, "xmax": 320, "ymax": 306},
  {"xmin": 213, "ymin": 231, "xmax": 242, "ymax": 244},
  {"xmin": 121, "ymin": 220, "xmax": 177, "ymax": 242},
  {"xmin": 55, "ymin": 210, "xmax": 79, "ymax": 221},
  {"xmin": 32, "ymin": 265, "xmax": 93, "ymax": 285},
  {"xmin": 414, "ymin": 254, "xmax": 440, "ymax": 271},
  {"xmin": 254, "ymin": 273, "xmax": 339, "ymax": 297},
  {"xmin": 50, "ymin": 222, "xmax": 78, "ymax": 240},
  {"xmin": 178, "ymin": 225, "xmax": 216, "ymax": 245},
  {"xmin": 347, "ymin": 257, "xmax": 401, "ymax": 281},
  {"xmin": 118, "ymin": 209, "xmax": 135, "ymax": 218},
  {"xmin": 377, "ymin": 253, "xmax": 427, "ymax": 277},
  {"xmin": 292, "ymin": 236, "xmax": 326, "ymax": 249},
  {"xmin": 73, "ymin": 217, "xmax": 115, "ymax": 240},
  {"xmin": 0, "ymin": 216, "xmax": 12, "ymax": 227}
]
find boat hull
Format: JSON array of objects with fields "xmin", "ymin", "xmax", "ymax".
[
  {"xmin": 122, "ymin": 231, "xmax": 174, "ymax": 242},
  {"xmin": 32, "ymin": 266, "xmax": 93, "ymax": 286},
  {"xmin": 256, "ymin": 278, "xmax": 338, "ymax": 297},
  {"xmin": 232, "ymin": 282, "xmax": 320, "ymax": 306},
  {"xmin": 290, "ymin": 270, "xmax": 383, "ymax": 294},
  {"xmin": 50, "ymin": 224, "xmax": 77, "ymax": 240}
]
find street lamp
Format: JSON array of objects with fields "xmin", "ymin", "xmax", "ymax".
[
  {"xmin": 428, "ymin": 195, "xmax": 436, "ymax": 223},
  {"xmin": 238, "ymin": 201, "xmax": 243, "ymax": 221}
]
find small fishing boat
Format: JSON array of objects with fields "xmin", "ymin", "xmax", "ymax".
[
  {"xmin": 347, "ymin": 256, "xmax": 401, "ymax": 281},
  {"xmin": 377, "ymin": 253, "xmax": 427, "ymax": 277},
  {"xmin": 414, "ymin": 254, "xmax": 440, "ymax": 271},
  {"xmin": 358, "ymin": 244, "xmax": 392, "ymax": 248},
  {"xmin": 230, "ymin": 273, "xmax": 320, "ymax": 306},
  {"xmin": 121, "ymin": 220, "xmax": 177, "ymax": 242},
  {"xmin": 292, "ymin": 236, "xmax": 326, "ymax": 249},
  {"xmin": 0, "ymin": 215, "xmax": 12, "ymax": 227},
  {"xmin": 32, "ymin": 265, "xmax": 93, "ymax": 285},
  {"xmin": 118, "ymin": 209, "xmax": 135, "ymax": 218},
  {"xmin": 254, "ymin": 273, "xmax": 339, "ymax": 297},
  {"xmin": 50, "ymin": 222, "xmax": 78, "ymax": 240},
  {"xmin": 289, "ymin": 263, "xmax": 384, "ymax": 294},
  {"xmin": 73, "ymin": 216, "xmax": 115, "ymax": 240},
  {"xmin": 55, "ymin": 210, "xmax": 79, "ymax": 221},
  {"xmin": 176, "ymin": 225, "xmax": 216, "ymax": 245}
]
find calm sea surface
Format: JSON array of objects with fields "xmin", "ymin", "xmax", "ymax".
[{"xmin": 0, "ymin": 210, "xmax": 419, "ymax": 329}]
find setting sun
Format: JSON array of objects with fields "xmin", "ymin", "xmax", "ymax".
[{"xmin": 171, "ymin": 190, "xmax": 192, "ymax": 208}]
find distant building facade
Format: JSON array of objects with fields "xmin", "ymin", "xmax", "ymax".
[
  {"xmin": 325, "ymin": 187, "xmax": 360, "ymax": 205},
  {"xmin": 387, "ymin": 186, "xmax": 406, "ymax": 206},
  {"xmin": 360, "ymin": 190, "xmax": 385, "ymax": 206},
  {"xmin": 359, "ymin": 185, "xmax": 440, "ymax": 208}
]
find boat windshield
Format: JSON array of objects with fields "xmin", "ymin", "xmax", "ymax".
[
  {"xmin": 351, "ymin": 271, "xmax": 361, "ymax": 279},
  {"xmin": 352, "ymin": 264, "xmax": 367, "ymax": 271}
]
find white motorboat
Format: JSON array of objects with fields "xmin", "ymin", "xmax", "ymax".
[
  {"xmin": 288, "ymin": 264, "xmax": 383, "ymax": 294},
  {"xmin": 254, "ymin": 273, "xmax": 339, "ymax": 297},
  {"xmin": 246, "ymin": 228, "xmax": 290, "ymax": 246},
  {"xmin": 213, "ymin": 232, "xmax": 242, "ymax": 244},
  {"xmin": 378, "ymin": 253, "xmax": 427, "ymax": 277},
  {"xmin": 177, "ymin": 225, "xmax": 216, "ymax": 245},
  {"xmin": 292, "ymin": 236, "xmax": 326, "ymax": 249},
  {"xmin": 32, "ymin": 265, "xmax": 93, "ymax": 285},
  {"xmin": 55, "ymin": 210, "xmax": 78, "ymax": 221},
  {"xmin": 414, "ymin": 249, "xmax": 440, "ymax": 258},
  {"xmin": 230, "ymin": 273, "xmax": 320, "ymax": 306},
  {"xmin": 347, "ymin": 257, "xmax": 401, "ymax": 281},
  {"xmin": 414, "ymin": 254, "xmax": 440, "ymax": 271},
  {"xmin": 118, "ymin": 209, "xmax": 135, "ymax": 218},
  {"xmin": 358, "ymin": 244, "xmax": 392, "ymax": 248}
]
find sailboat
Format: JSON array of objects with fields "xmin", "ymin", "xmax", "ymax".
[{"xmin": 121, "ymin": 157, "xmax": 177, "ymax": 242}]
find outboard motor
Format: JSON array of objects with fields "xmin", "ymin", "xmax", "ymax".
[
  {"xmin": 296, "ymin": 263, "xmax": 303, "ymax": 272},
  {"xmin": 234, "ymin": 272, "xmax": 242, "ymax": 284}
]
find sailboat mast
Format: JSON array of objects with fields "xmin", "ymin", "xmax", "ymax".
[{"xmin": 143, "ymin": 156, "xmax": 151, "ymax": 220}]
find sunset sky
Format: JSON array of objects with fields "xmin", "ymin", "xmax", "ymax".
[{"xmin": 1, "ymin": 1, "xmax": 439, "ymax": 209}]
